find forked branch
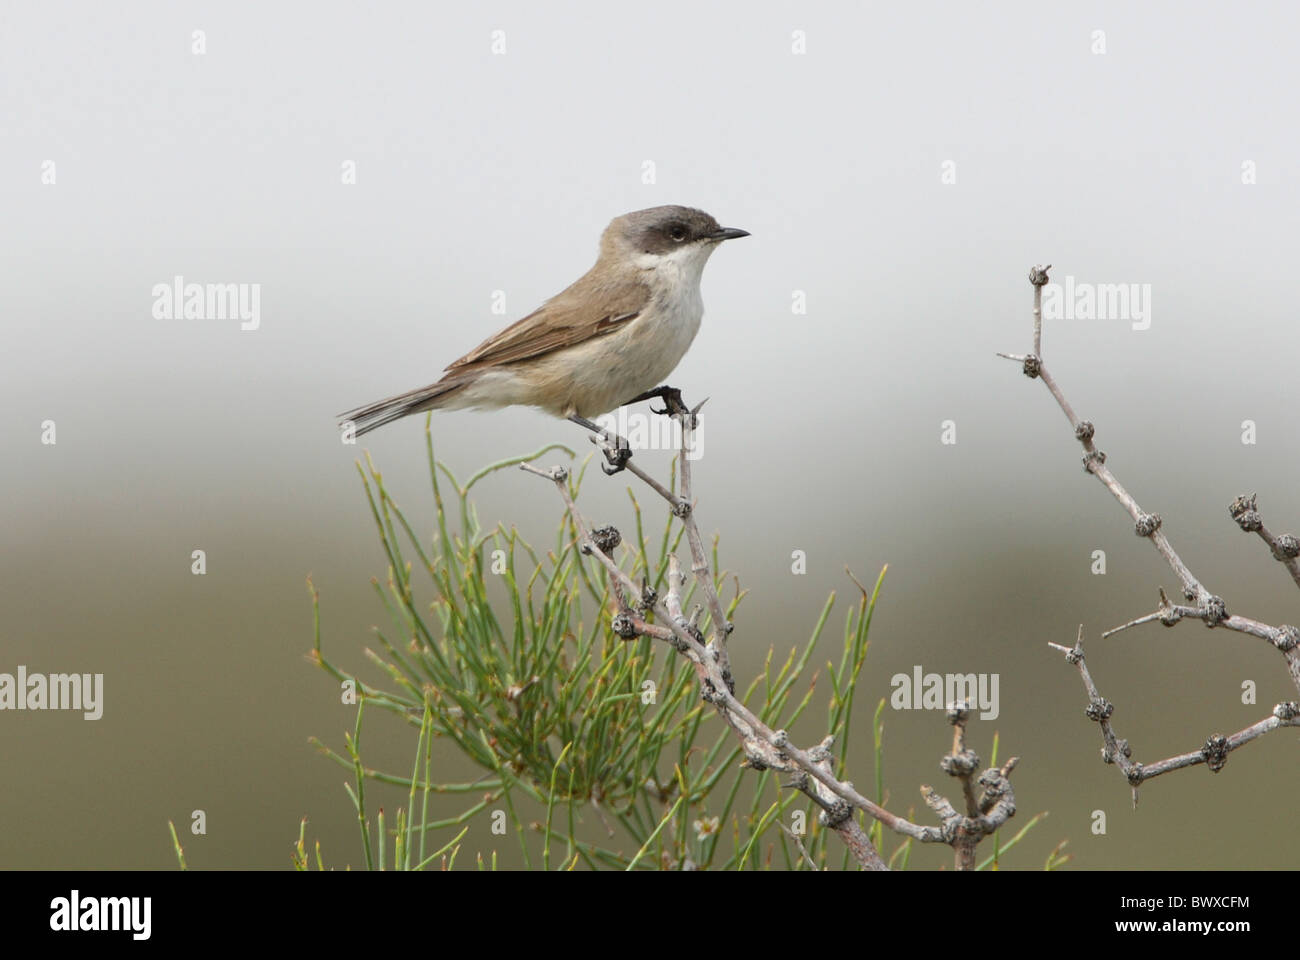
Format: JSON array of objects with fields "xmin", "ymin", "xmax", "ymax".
[{"xmin": 1000, "ymin": 265, "xmax": 1300, "ymax": 797}]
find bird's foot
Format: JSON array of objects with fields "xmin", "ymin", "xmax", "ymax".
[
  {"xmin": 568, "ymin": 414, "xmax": 634, "ymax": 475},
  {"xmin": 599, "ymin": 439, "xmax": 633, "ymax": 475},
  {"xmin": 624, "ymin": 385, "xmax": 690, "ymax": 418}
]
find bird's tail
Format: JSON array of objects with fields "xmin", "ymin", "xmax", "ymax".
[{"xmin": 339, "ymin": 374, "xmax": 472, "ymax": 437}]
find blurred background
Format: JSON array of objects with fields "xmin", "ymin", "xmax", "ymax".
[{"xmin": 3, "ymin": 0, "xmax": 1297, "ymax": 869}]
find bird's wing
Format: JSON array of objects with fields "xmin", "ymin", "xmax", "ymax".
[{"xmin": 446, "ymin": 276, "xmax": 651, "ymax": 371}]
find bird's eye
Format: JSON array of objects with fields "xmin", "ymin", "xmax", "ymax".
[{"xmin": 668, "ymin": 224, "xmax": 687, "ymax": 242}]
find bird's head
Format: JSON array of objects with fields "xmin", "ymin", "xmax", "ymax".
[{"xmin": 601, "ymin": 205, "xmax": 749, "ymax": 277}]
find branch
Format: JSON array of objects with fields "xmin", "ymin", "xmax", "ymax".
[
  {"xmin": 1001, "ymin": 263, "xmax": 1300, "ymax": 794},
  {"xmin": 527, "ymin": 409, "xmax": 1019, "ymax": 870},
  {"xmin": 1050, "ymin": 627, "xmax": 1299, "ymax": 801},
  {"xmin": 1228, "ymin": 494, "xmax": 1300, "ymax": 592},
  {"xmin": 573, "ymin": 404, "xmax": 732, "ymax": 679}
]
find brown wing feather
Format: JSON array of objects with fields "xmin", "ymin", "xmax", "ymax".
[{"xmin": 446, "ymin": 273, "xmax": 650, "ymax": 371}]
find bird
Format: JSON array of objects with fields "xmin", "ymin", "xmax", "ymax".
[{"xmin": 338, "ymin": 205, "xmax": 749, "ymax": 449}]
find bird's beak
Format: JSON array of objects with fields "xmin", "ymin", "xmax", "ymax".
[{"xmin": 708, "ymin": 226, "xmax": 750, "ymax": 241}]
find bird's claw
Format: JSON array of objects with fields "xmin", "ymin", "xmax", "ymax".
[
  {"xmin": 649, "ymin": 388, "xmax": 689, "ymax": 418},
  {"xmin": 599, "ymin": 441, "xmax": 633, "ymax": 475}
]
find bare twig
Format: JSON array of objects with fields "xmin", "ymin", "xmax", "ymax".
[
  {"xmin": 1228, "ymin": 494, "xmax": 1300, "ymax": 592},
  {"xmin": 1002, "ymin": 264, "xmax": 1300, "ymax": 793},
  {"xmin": 568, "ymin": 405, "xmax": 733, "ymax": 678},
  {"xmin": 1049, "ymin": 627, "xmax": 1299, "ymax": 801},
  {"xmin": 582, "ymin": 432, "xmax": 684, "ymax": 510},
  {"xmin": 930, "ymin": 700, "xmax": 1019, "ymax": 870},
  {"xmin": 673, "ymin": 403, "xmax": 734, "ymax": 660}
]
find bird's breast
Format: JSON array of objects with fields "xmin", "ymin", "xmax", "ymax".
[{"xmin": 642, "ymin": 290, "xmax": 704, "ymax": 371}]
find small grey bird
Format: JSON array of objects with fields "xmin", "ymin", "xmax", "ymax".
[{"xmin": 339, "ymin": 205, "xmax": 748, "ymax": 439}]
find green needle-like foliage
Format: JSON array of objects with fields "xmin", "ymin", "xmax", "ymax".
[{"xmin": 296, "ymin": 427, "xmax": 1057, "ymax": 870}]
